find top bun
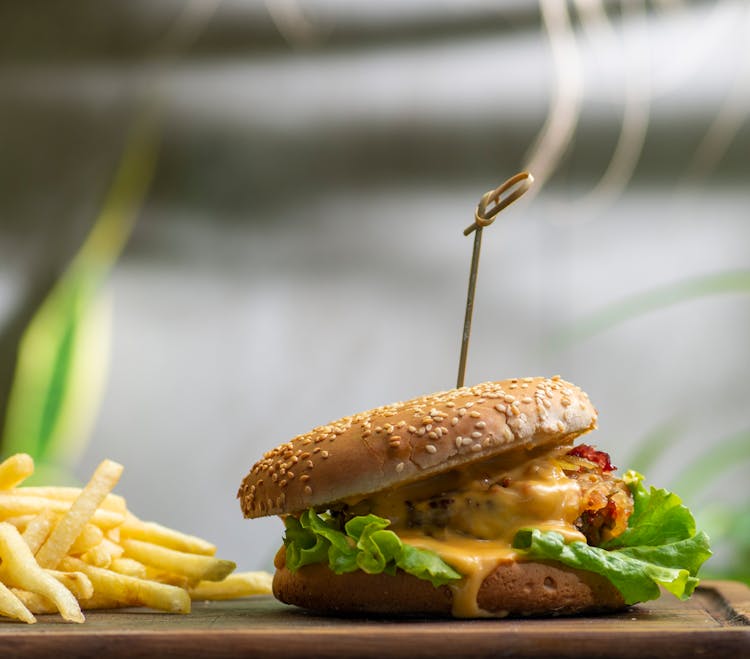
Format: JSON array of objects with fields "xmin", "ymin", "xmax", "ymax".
[{"xmin": 238, "ymin": 376, "xmax": 597, "ymax": 519}]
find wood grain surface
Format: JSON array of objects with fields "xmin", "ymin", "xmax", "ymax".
[{"xmin": 0, "ymin": 580, "xmax": 748, "ymax": 658}]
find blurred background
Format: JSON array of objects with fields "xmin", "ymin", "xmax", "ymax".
[{"xmin": 1, "ymin": 0, "xmax": 748, "ymax": 577}]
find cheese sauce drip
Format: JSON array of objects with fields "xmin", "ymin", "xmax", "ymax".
[{"xmin": 344, "ymin": 448, "xmax": 587, "ymax": 617}]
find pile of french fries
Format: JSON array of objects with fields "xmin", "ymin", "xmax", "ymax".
[{"xmin": 0, "ymin": 453, "xmax": 271, "ymax": 623}]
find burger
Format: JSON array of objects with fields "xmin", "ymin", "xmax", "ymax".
[{"xmin": 237, "ymin": 376, "xmax": 710, "ymax": 617}]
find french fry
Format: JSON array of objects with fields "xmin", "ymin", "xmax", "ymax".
[
  {"xmin": 69, "ymin": 523, "xmax": 105, "ymax": 555},
  {"xmin": 21, "ymin": 509, "xmax": 58, "ymax": 554},
  {"xmin": 0, "ymin": 454, "xmax": 34, "ymax": 490},
  {"xmin": 0, "ymin": 581, "xmax": 36, "ymax": 624},
  {"xmin": 13, "ymin": 487, "xmax": 127, "ymax": 514},
  {"xmin": 75, "ymin": 593, "xmax": 126, "ymax": 610},
  {"xmin": 13, "ymin": 585, "xmax": 102, "ymax": 614},
  {"xmin": 119, "ymin": 516, "xmax": 216, "ymax": 556},
  {"xmin": 189, "ymin": 571, "xmax": 273, "ymax": 601},
  {"xmin": 1, "ymin": 514, "xmax": 34, "ymax": 530},
  {"xmin": 101, "ymin": 537, "xmax": 124, "ymax": 559},
  {"xmin": 81, "ymin": 545, "xmax": 112, "ymax": 569},
  {"xmin": 109, "ymin": 557, "xmax": 147, "ymax": 579},
  {"xmin": 121, "ymin": 538, "xmax": 235, "ymax": 582},
  {"xmin": 0, "ymin": 495, "xmax": 124, "ymax": 529},
  {"xmin": 0, "ymin": 454, "xmax": 269, "ymax": 624},
  {"xmin": 144, "ymin": 567, "xmax": 190, "ymax": 589},
  {"xmin": 60, "ymin": 556, "xmax": 191, "ymax": 614},
  {"xmin": 47, "ymin": 570, "xmax": 94, "ymax": 600},
  {"xmin": 35, "ymin": 459, "xmax": 123, "ymax": 569},
  {"xmin": 0, "ymin": 523, "xmax": 84, "ymax": 623}
]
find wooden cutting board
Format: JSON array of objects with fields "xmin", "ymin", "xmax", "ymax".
[{"xmin": 1, "ymin": 580, "xmax": 748, "ymax": 658}]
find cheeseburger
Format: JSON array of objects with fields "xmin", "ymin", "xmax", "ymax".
[{"xmin": 238, "ymin": 376, "xmax": 710, "ymax": 617}]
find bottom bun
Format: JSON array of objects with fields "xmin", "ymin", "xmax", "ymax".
[{"xmin": 273, "ymin": 553, "xmax": 627, "ymax": 618}]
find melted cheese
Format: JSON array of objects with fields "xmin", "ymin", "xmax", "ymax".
[{"xmin": 358, "ymin": 450, "xmax": 587, "ymax": 617}]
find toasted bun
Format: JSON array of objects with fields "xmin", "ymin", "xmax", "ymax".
[
  {"xmin": 238, "ymin": 376, "xmax": 597, "ymax": 518},
  {"xmin": 272, "ymin": 556, "xmax": 625, "ymax": 617}
]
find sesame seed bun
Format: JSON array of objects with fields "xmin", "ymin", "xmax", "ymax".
[
  {"xmin": 272, "ymin": 549, "xmax": 625, "ymax": 617},
  {"xmin": 238, "ymin": 376, "xmax": 597, "ymax": 519}
]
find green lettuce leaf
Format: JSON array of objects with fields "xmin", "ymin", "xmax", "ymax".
[
  {"xmin": 512, "ymin": 471, "xmax": 712, "ymax": 604},
  {"xmin": 283, "ymin": 510, "xmax": 461, "ymax": 587}
]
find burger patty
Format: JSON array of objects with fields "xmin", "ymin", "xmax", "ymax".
[
  {"xmin": 334, "ymin": 444, "xmax": 633, "ymax": 548},
  {"xmin": 405, "ymin": 445, "xmax": 632, "ymax": 546}
]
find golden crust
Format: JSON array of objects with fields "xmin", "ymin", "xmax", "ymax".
[
  {"xmin": 272, "ymin": 560, "xmax": 625, "ymax": 618},
  {"xmin": 238, "ymin": 376, "xmax": 598, "ymax": 518},
  {"xmin": 238, "ymin": 377, "xmax": 598, "ymax": 518}
]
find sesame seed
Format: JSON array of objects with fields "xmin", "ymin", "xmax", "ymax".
[
  {"xmin": 458, "ymin": 408, "xmax": 467, "ymax": 416},
  {"xmin": 279, "ymin": 480, "xmax": 287, "ymax": 488},
  {"xmin": 471, "ymin": 431, "xmax": 482, "ymax": 439},
  {"xmin": 522, "ymin": 397, "xmax": 533, "ymax": 404},
  {"xmin": 451, "ymin": 417, "xmax": 459, "ymax": 426},
  {"xmin": 462, "ymin": 436, "xmax": 473, "ymax": 446},
  {"xmin": 396, "ymin": 462, "xmax": 405, "ymax": 472},
  {"xmin": 306, "ymin": 460, "xmax": 314, "ymax": 469},
  {"xmin": 471, "ymin": 444, "xmax": 482, "ymax": 452},
  {"xmin": 465, "ymin": 402, "xmax": 474, "ymax": 408},
  {"xmin": 304, "ymin": 485, "xmax": 313, "ymax": 495},
  {"xmin": 425, "ymin": 444, "xmax": 437, "ymax": 454},
  {"xmin": 455, "ymin": 437, "xmax": 463, "ymax": 449},
  {"xmin": 503, "ymin": 395, "xmax": 515, "ymax": 403},
  {"xmin": 300, "ymin": 474, "xmax": 310, "ymax": 482},
  {"xmin": 321, "ymin": 451, "xmax": 329, "ymax": 458},
  {"xmin": 408, "ymin": 425, "xmax": 417, "ymax": 433},
  {"xmin": 509, "ymin": 383, "xmax": 518, "ymax": 389},
  {"xmin": 427, "ymin": 431, "xmax": 438, "ymax": 440},
  {"xmin": 475, "ymin": 421, "xmax": 486, "ymax": 429},
  {"xmin": 494, "ymin": 404, "xmax": 506, "ymax": 413},
  {"xmin": 469, "ymin": 410, "xmax": 481, "ymax": 418},
  {"xmin": 502, "ymin": 426, "xmax": 513, "ymax": 441},
  {"xmin": 417, "ymin": 427, "xmax": 426, "ymax": 436},
  {"xmin": 287, "ymin": 471, "xmax": 295, "ymax": 479}
]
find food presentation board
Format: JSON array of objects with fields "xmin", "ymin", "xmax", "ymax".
[{"xmin": 0, "ymin": 580, "xmax": 748, "ymax": 658}]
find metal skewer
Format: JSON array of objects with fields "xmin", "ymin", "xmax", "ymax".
[{"xmin": 456, "ymin": 171, "xmax": 534, "ymax": 389}]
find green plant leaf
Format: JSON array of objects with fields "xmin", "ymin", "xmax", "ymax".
[
  {"xmin": 1, "ymin": 113, "xmax": 161, "ymax": 471},
  {"xmin": 552, "ymin": 270, "xmax": 750, "ymax": 350},
  {"xmin": 626, "ymin": 418, "xmax": 685, "ymax": 475},
  {"xmin": 668, "ymin": 429, "xmax": 750, "ymax": 498}
]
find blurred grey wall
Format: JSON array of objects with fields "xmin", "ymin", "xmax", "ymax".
[{"xmin": 1, "ymin": 1, "xmax": 748, "ymax": 570}]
